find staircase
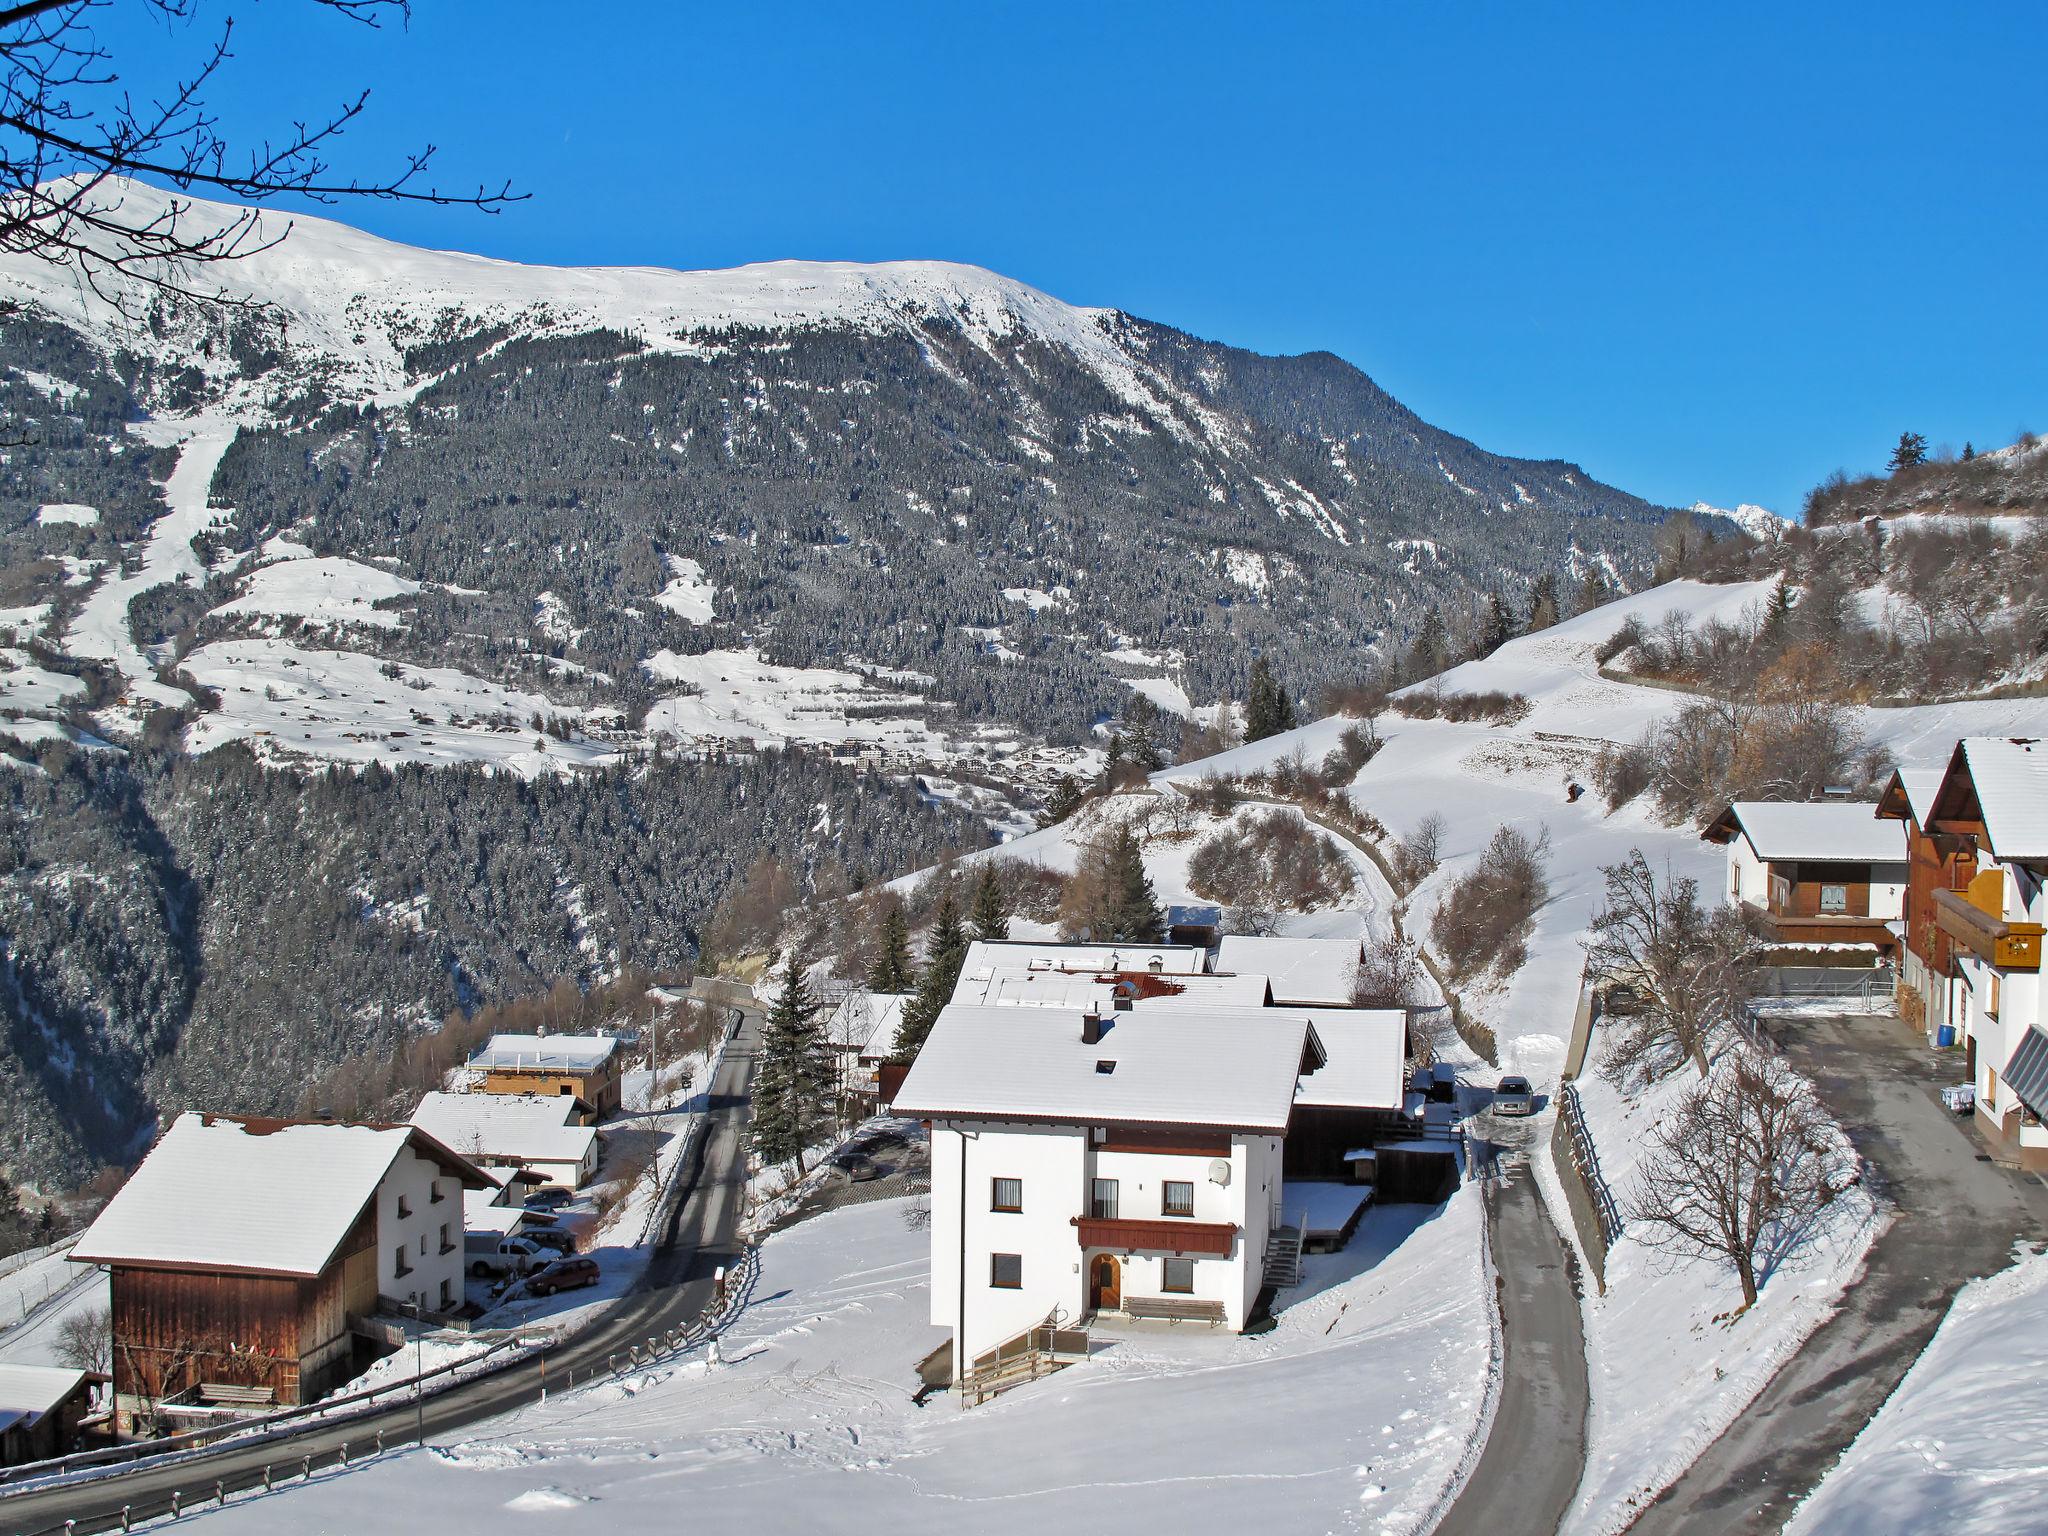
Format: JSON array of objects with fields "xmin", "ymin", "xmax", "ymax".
[
  {"xmin": 1263, "ymin": 1224, "xmax": 1305, "ymax": 1289},
  {"xmin": 957, "ymin": 1313, "xmax": 1091, "ymax": 1408}
]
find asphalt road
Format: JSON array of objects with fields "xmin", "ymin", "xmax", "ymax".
[
  {"xmin": 1625, "ymin": 1011, "xmax": 2048, "ymax": 1535},
  {"xmin": 1, "ymin": 1005, "xmax": 761, "ymax": 1536},
  {"xmin": 1433, "ymin": 1155, "xmax": 1589, "ymax": 1536}
]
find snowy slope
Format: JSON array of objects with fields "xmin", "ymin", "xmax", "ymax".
[{"xmin": 1786, "ymin": 1248, "xmax": 2048, "ymax": 1536}]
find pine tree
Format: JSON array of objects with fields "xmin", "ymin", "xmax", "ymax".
[
  {"xmin": 751, "ymin": 949, "xmax": 837, "ymax": 1175},
  {"xmin": 1576, "ymin": 568, "xmax": 1610, "ymax": 616},
  {"xmin": 1405, "ymin": 606, "xmax": 1449, "ymax": 682},
  {"xmin": 1481, "ymin": 591, "xmax": 1517, "ymax": 655},
  {"xmin": 969, "ymin": 863, "xmax": 1010, "ymax": 942},
  {"xmin": 1962, "ymin": 441, "xmax": 1975, "ymax": 461},
  {"xmin": 1245, "ymin": 658, "xmax": 1294, "ymax": 742},
  {"xmin": 1889, "ymin": 431, "xmax": 1929, "ymax": 471},
  {"xmin": 890, "ymin": 891, "xmax": 971, "ymax": 1064},
  {"xmin": 1039, "ymin": 776, "xmax": 1084, "ymax": 828},
  {"xmin": 1104, "ymin": 825, "xmax": 1164, "ymax": 942},
  {"xmin": 866, "ymin": 902, "xmax": 914, "ymax": 992},
  {"xmin": 1527, "ymin": 573, "xmax": 1560, "ymax": 633},
  {"xmin": 1122, "ymin": 694, "xmax": 1165, "ymax": 771},
  {"xmin": 1760, "ymin": 576, "xmax": 1796, "ymax": 648}
]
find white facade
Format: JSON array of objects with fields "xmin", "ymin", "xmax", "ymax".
[
  {"xmin": 926, "ymin": 1118, "xmax": 1281, "ymax": 1366},
  {"xmin": 1953, "ymin": 861, "xmax": 2048, "ymax": 1165},
  {"xmin": 377, "ymin": 1142, "xmax": 469, "ymax": 1315}
]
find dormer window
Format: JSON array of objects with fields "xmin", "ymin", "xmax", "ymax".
[
  {"xmin": 1095, "ymin": 1060, "xmax": 1117, "ymax": 1075},
  {"xmin": 396, "ymin": 1195, "xmax": 412, "ymax": 1219}
]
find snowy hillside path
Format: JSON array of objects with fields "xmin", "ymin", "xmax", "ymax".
[{"xmin": 1623, "ymin": 1012, "xmax": 2048, "ymax": 1535}]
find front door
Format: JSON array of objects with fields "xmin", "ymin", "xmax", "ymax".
[{"xmin": 1090, "ymin": 1254, "xmax": 1120, "ymax": 1312}]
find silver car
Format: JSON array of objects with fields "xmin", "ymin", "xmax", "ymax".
[{"xmin": 1492, "ymin": 1075, "xmax": 1536, "ymax": 1117}]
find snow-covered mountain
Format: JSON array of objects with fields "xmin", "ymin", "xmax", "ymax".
[{"xmin": 1690, "ymin": 499, "xmax": 1787, "ymax": 540}]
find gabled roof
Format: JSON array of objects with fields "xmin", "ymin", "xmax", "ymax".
[
  {"xmin": 0, "ymin": 1363, "xmax": 92, "ymax": 1423},
  {"xmin": 1701, "ymin": 801, "xmax": 1906, "ymax": 864},
  {"xmin": 1213, "ymin": 936, "xmax": 1361, "ymax": 1006},
  {"xmin": 1930, "ymin": 738, "xmax": 2048, "ymax": 862},
  {"xmin": 956, "ymin": 940, "xmax": 1209, "ymax": 980},
  {"xmin": 468, "ymin": 1033, "xmax": 621, "ymax": 1072},
  {"xmin": 411, "ymin": 1092, "xmax": 596, "ymax": 1168},
  {"xmin": 72, "ymin": 1113, "xmax": 491, "ymax": 1278},
  {"xmin": 1876, "ymin": 769, "xmax": 1945, "ymax": 829},
  {"xmin": 891, "ymin": 1004, "xmax": 1313, "ymax": 1132},
  {"xmin": 1165, "ymin": 904, "xmax": 1223, "ymax": 927},
  {"xmin": 1289, "ymin": 1009, "xmax": 1410, "ymax": 1110}
]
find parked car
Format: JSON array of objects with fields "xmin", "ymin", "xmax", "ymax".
[
  {"xmin": 1492, "ymin": 1075, "xmax": 1536, "ymax": 1117},
  {"xmin": 525, "ymin": 1225, "xmax": 577, "ymax": 1254},
  {"xmin": 1600, "ymin": 983, "xmax": 1647, "ymax": 1017},
  {"xmin": 527, "ymin": 1257, "xmax": 600, "ymax": 1297},
  {"xmin": 841, "ymin": 1155, "xmax": 880, "ymax": 1183},
  {"xmin": 465, "ymin": 1233, "xmax": 550, "ymax": 1278},
  {"xmin": 523, "ymin": 1186, "xmax": 575, "ymax": 1211}
]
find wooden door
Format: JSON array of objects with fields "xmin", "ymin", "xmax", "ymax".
[{"xmin": 1090, "ymin": 1254, "xmax": 1120, "ymax": 1312}]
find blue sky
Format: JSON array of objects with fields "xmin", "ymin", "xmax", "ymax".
[{"xmin": 107, "ymin": 1, "xmax": 2045, "ymax": 514}]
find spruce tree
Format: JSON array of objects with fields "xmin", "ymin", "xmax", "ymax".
[
  {"xmin": 1039, "ymin": 776, "xmax": 1084, "ymax": 828},
  {"xmin": 1527, "ymin": 573, "xmax": 1560, "ymax": 633},
  {"xmin": 969, "ymin": 863, "xmax": 1010, "ymax": 942},
  {"xmin": 1576, "ymin": 568, "xmax": 1610, "ymax": 616},
  {"xmin": 1481, "ymin": 591, "xmax": 1517, "ymax": 655},
  {"xmin": 1103, "ymin": 825, "xmax": 1163, "ymax": 942},
  {"xmin": 1962, "ymin": 441, "xmax": 1975, "ymax": 461},
  {"xmin": 1406, "ymin": 607, "xmax": 1449, "ymax": 682},
  {"xmin": 1889, "ymin": 431, "xmax": 1928, "ymax": 471},
  {"xmin": 1245, "ymin": 658, "xmax": 1294, "ymax": 742},
  {"xmin": 890, "ymin": 891, "xmax": 970, "ymax": 1064},
  {"xmin": 866, "ymin": 902, "xmax": 914, "ymax": 992},
  {"xmin": 751, "ymin": 949, "xmax": 837, "ymax": 1175}
]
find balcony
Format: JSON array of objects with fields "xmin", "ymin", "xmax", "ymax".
[
  {"xmin": 1933, "ymin": 889, "xmax": 2044, "ymax": 971},
  {"xmin": 1072, "ymin": 1216, "xmax": 1237, "ymax": 1256}
]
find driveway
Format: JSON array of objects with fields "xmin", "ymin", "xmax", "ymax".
[
  {"xmin": 1433, "ymin": 1157, "xmax": 1589, "ymax": 1536},
  {"xmin": 1624, "ymin": 1011, "xmax": 2048, "ymax": 1535}
]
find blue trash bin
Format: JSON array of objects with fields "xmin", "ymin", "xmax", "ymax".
[{"xmin": 1936, "ymin": 1023, "xmax": 1957, "ymax": 1048}]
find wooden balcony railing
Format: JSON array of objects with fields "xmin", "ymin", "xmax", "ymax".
[
  {"xmin": 1071, "ymin": 1216, "xmax": 1236, "ymax": 1255},
  {"xmin": 1933, "ymin": 889, "xmax": 2044, "ymax": 971}
]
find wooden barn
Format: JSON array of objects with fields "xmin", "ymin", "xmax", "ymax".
[
  {"xmin": 71, "ymin": 1114, "xmax": 490, "ymax": 1428},
  {"xmin": 0, "ymin": 1364, "xmax": 102, "ymax": 1466}
]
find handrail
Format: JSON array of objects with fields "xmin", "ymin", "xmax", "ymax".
[{"xmin": 1555, "ymin": 1083, "xmax": 1624, "ymax": 1245}]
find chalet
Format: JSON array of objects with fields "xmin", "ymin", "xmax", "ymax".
[
  {"xmin": 893, "ymin": 1003, "xmax": 1316, "ymax": 1373},
  {"xmin": 1702, "ymin": 800, "xmax": 1907, "ymax": 952},
  {"xmin": 1918, "ymin": 739, "xmax": 2048, "ymax": 1170},
  {"xmin": 1280, "ymin": 1008, "xmax": 1414, "ymax": 1179},
  {"xmin": 468, "ymin": 1033, "xmax": 624, "ymax": 1117},
  {"xmin": 1876, "ymin": 768, "xmax": 1972, "ymax": 1038},
  {"xmin": 823, "ymin": 990, "xmax": 913, "ymax": 1113},
  {"xmin": 1213, "ymin": 934, "xmax": 1361, "ymax": 1006},
  {"xmin": 1164, "ymin": 904, "xmax": 1224, "ymax": 947},
  {"xmin": 0, "ymin": 1364, "xmax": 101, "ymax": 1466},
  {"xmin": 70, "ymin": 1114, "xmax": 491, "ymax": 1423},
  {"xmin": 411, "ymin": 1091, "xmax": 600, "ymax": 1190}
]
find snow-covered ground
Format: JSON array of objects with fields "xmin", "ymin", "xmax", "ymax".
[
  {"xmin": 0, "ymin": 1244, "xmax": 105, "ymax": 1369},
  {"xmin": 187, "ymin": 1190, "xmax": 1489, "ymax": 1536},
  {"xmin": 211, "ymin": 553, "xmax": 423, "ymax": 631},
  {"xmin": 1786, "ymin": 1246, "xmax": 2048, "ymax": 1536}
]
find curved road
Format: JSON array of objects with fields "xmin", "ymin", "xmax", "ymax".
[{"xmin": 1, "ymin": 1007, "xmax": 760, "ymax": 1536}]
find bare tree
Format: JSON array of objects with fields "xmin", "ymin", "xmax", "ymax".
[
  {"xmin": 1589, "ymin": 851, "xmax": 1762, "ymax": 1084},
  {"xmin": 1629, "ymin": 1048, "xmax": 1852, "ymax": 1310},
  {"xmin": 1352, "ymin": 926, "xmax": 1422, "ymax": 1007},
  {"xmin": 1393, "ymin": 811, "xmax": 1446, "ymax": 890},
  {"xmin": 1429, "ymin": 822, "xmax": 1550, "ymax": 983},
  {"xmin": 56, "ymin": 1302, "xmax": 110, "ymax": 1373},
  {"xmin": 0, "ymin": 0, "xmax": 518, "ymax": 310}
]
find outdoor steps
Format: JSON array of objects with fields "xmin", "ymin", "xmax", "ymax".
[{"xmin": 1264, "ymin": 1224, "xmax": 1304, "ymax": 1288}]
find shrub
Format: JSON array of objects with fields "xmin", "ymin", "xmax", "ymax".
[
  {"xmin": 1429, "ymin": 824, "xmax": 1551, "ymax": 983},
  {"xmin": 1594, "ymin": 614, "xmax": 1647, "ymax": 666},
  {"xmin": 1390, "ymin": 689, "xmax": 1531, "ymax": 726},
  {"xmin": 1593, "ymin": 732, "xmax": 1655, "ymax": 811},
  {"xmin": 1187, "ymin": 809, "xmax": 1356, "ymax": 913}
]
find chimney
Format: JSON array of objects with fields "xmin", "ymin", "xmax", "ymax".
[{"xmin": 1081, "ymin": 1008, "xmax": 1105, "ymax": 1046}]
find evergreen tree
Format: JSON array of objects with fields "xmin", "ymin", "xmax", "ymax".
[
  {"xmin": 865, "ymin": 901, "xmax": 914, "ymax": 992},
  {"xmin": 1760, "ymin": 576, "xmax": 1796, "ymax": 648},
  {"xmin": 1103, "ymin": 825, "xmax": 1164, "ymax": 942},
  {"xmin": 1962, "ymin": 441, "xmax": 1975, "ymax": 461},
  {"xmin": 969, "ymin": 863, "xmax": 1011, "ymax": 942},
  {"xmin": 891, "ymin": 891, "xmax": 971, "ymax": 1064},
  {"xmin": 1405, "ymin": 606, "xmax": 1450, "ymax": 682},
  {"xmin": 1245, "ymin": 658, "xmax": 1295, "ymax": 742},
  {"xmin": 1039, "ymin": 776, "xmax": 1084, "ymax": 828},
  {"xmin": 1576, "ymin": 568, "xmax": 1611, "ymax": 616},
  {"xmin": 1526, "ymin": 573, "xmax": 1560, "ymax": 633},
  {"xmin": 1889, "ymin": 431, "xmax": 1929, "ymax": 471},
  {"xmin": 1481, "ymin": 591, "xmax": 1518, "ymax": 655},
  {"xmin": 1122, "ymin": 694, "xmax": 1165, "ymax": 771},
  {"xmin": 750, "ymin": 949, "xmax": 837, "ymax": 1175}
]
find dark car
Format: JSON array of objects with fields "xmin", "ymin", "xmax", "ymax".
[
  {"xmin": 841, "ymin": 1155, "xmax": 880, "ymax": 1183},
  {"xmin": 525, "ymin": 1226, "xmax": 577, "ymax": 1254},
  {"xmin": 1492, "ymin": 1075, "xmax": 1536, "ymax": 1117},
  {"xmin": 524, "ymin": 1185, "xmax": 575, "ymax": 1209},
  {"xmin": 1601, "ymin": 983, "xmax": 1647, "ymax": 1017},
  {"xmin": 528, "ymin": 1256, "xmax": 600, "ymax": 1296}
]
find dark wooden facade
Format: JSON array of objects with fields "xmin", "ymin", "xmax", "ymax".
[
  {"xmin": 0, "ymin": 1373, "xmax": 101, "ymax": 1466},
  {"xmin": 1282, "ymin": 1106, "xmax": 1410, "ymax": 1178},
  {"xmin": 108, "ymin": 1205, "xmax": 378, "ymax": 1414}
]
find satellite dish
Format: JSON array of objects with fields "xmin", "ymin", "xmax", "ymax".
[{"xmin": 1208, "ymin": 1159, "xmax": 1232, "ymax": 1187}]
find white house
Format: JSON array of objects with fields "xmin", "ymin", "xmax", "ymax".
[
  {"xmin": 957, "ymin": 940, "xmax": 1210, "ymax": 980},
  {"xmin": 411, "ymin": 1091, "xmax": 600, "ymax": 1189},
  {"xmin": 1922, "ymin": 739, "xmax": 2048, "ymax": 1170},
  {"xmin": 892, "ymin": 1002, "xmax": 1316, "ymax": 1373},
  {"xmin": 1701, "ymin": 801, "xmax": 1908, "ymax": 951}
]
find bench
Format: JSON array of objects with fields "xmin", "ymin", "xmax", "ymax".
[{"xmin": 1121, "ymin": 1295, "xmax": 1227, "ymax": 1326}]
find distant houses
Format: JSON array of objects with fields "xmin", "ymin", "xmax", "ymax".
[
  {"xmin": 412, "ymin": 1091, "xmax": 600, "ymax": 1190},
  {"xmin": 70, "ymin": 1114, "xmax": 491, "ymax": 1424},
  {"xmin": 0, "ymin": 1364, "xmax": 101, "ymax": 1466},
  {"xmin": 1702, "ymin": 800, "xmax": 1907, "ymax": 954},
  {"xmin": 467, "ymin": 1033, "xmax": 624, "ymax": 1117}
]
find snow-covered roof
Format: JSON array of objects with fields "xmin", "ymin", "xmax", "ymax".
[
  {"xmin": 0, "ymin": 1363, "xmax": 92, "ymax": 1421},
  {"xmin": 957, "ymin": 940, "xmax": 1209, "ymax": 979},
  {"xmin": 1709, "ymin": 802, "xmax": 1907, "ymax": 864},
  {"xmin": 1291, "ymin": 1010, "xmax": 1410, "ymax": 1110},
  {"xmin": 468, "ymin": 1033, "xmax": 621, "ymax": 1072},
  {"xmin": 1892, "ymin": 770, "xmax": 1944, "ymax": 828},
  {"xmin": 953, "ymin": 969, "xmax": 1116, "ymax": 1010},
  {"xmin": 1213, "ymin": 936, "xmax": 1360, "ymax": 1006},
  {"xmin": 825, "ymin": 991, "xmax": 913, "ymax": 1058},
  {"xmin": 891, "ymin": 1005, "xmax": 1312, "ymax": 1131},
  {"xmin": 1125, "ymin": 974, "xmax": 1273, "ymax": 1010},
  {"xmin": 411, "ymin": 1092, "xmax": 596, "ymax": 1169},
  {"xmin": 72, "ymin": 1113, "xmax": 488, "ymax": 1278},
  {"xmin": 1954, "ymin": 739, "xmax": 2048, "ymax": 861},
  {"xmin": 463, "ymin": 1186, "xmax": 527, "ymax": 1237}
]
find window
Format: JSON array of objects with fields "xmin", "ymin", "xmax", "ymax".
[
  {"xmin": 560, "ymin": 1084, "xmax": 575, "ymax": 1094},
  {"xmin": 393, "ymin": 1244, "xmax": 412, "ymax": 1277},
  {"xmin": 1820, "ymin": 884, "xmax": 1848, "ymax": 914},
  {"xmin": 1090, "ymin": 1178, "xmax": 1120, "ymax": 1220},
  {"xmin": 990, "ymin": 1177, "xmax": 1022, "ymax": 1213},
  {"xmin": 439, "ymin": 1278, "xmax": 453, "ymax": 1309},
  {"xmin": 439, "ymin": 1223, "xmax": 455, "ymax": 1255},
  {"xmin": 419, "ymin": 1234, "xmax": 427, "ymax": 1255},
  {"xmin": 990, "ymin": 1253, "xmax": 1022, "ymax": 1289},
  {"xmin": 396, "ymin": 1194, "xmax": 412, "ymax": 1219},
  {"xmin": 1162, "ymin": 1257, "xmax": 1194, "ymax": 1293},
  {"xmin": 1162, "ymin": 1181, "xmax": 1195, "ymax": 1218},
  {"xmin": 429, "ymin": 1182, "xmax": 445, "ymax": 1205}
]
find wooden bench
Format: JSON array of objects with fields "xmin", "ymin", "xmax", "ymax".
[{"xmin": 1121, "ymin": 1296, "xmax": 1227, "ymax": 1326}]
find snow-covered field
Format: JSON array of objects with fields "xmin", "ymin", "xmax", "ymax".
[
  {"xmin": 188, "ymin": 1191, "xmax": 1489, "ymax": 1536},
  {"xmin": 1786, "ymin": 1247, "xmax": 2048, "ymax": 1536}
]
